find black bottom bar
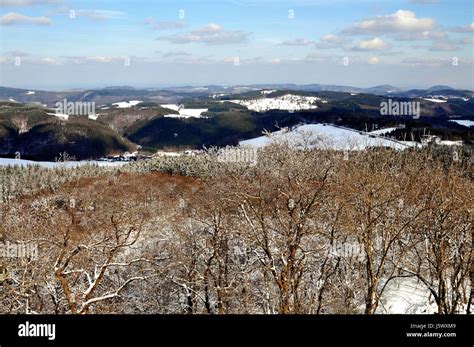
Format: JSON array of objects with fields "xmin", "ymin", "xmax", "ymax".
[{"xmin": 0, "ymin": 315, "xmax": 472, "ymax": 346}]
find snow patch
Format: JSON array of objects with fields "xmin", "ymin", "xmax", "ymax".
[
  {"xmin": 228, "ymin": 94, "xmax": 326, "ymax": 112},
  {"xmin": 422, "ymin": 98, "xmax": 447, "ymax": 103},
  {"xmin": 439, "ymin": 140, "xmax": 463, "ymax": 146},
  {"xmin": 260, "ymin": 90, "xmax": 277, "ymax": 95},
  {"xmin": 160, "ymin": 104, "xmax": 182, "ymax": 112},
  {"xmin": 368, "ymin": 127, "xmax": 398, "ymax": 135},
  {"xmin": 211, "ymin": 93, "xmax": 228, "ymax": 99},
  {"xmin": 0, "ymin": 158, "xmax": 127, "ymax": 168},
  {"xmin": 449, "ymin": 119, "xmax": 474, "ymax": 127},
  {"xmin": 47, "ymin": 112, "xmax": 69, "ymax": 120},
  {"xmin": 161, "ymin": 104, "xmax": 208, "ymax": 118},
  {"xmin": 377, "ymin": 277, "xmax": 436, "ymax": 314},
  {"xmin": 112, "ymin": 100, "xmax": 142, "ymax": 108}
]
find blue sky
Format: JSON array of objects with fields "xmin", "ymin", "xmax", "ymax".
[{"xmin": 0, "ymin": 0, "xmax": 473, "ymax": 89}]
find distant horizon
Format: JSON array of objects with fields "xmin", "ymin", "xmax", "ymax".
[{"xmin": 1, "ymin": 82, "xmax": 473, "ymax": 93}]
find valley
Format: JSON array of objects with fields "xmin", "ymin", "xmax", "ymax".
[{"xmin": 0, "ymin": 84, "xmax": 472, "ymax": 162}]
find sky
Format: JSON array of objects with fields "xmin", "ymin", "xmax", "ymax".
[{"xmin": 0, "ymin": 0, "xmax": 473, "ymax": 90}]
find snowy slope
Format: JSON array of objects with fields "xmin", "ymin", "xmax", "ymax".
[
  {"xmin": 449, "ymin": 119, "xmax": 474, "ymax": 127},
  {"xmin": 46, "ymin": 112, "xmax": 69, "ymax": 120},
  {"xmin": 377, "ymin": 277, "xmax": 436, "ymax": 314},
  {"xmin": 163, "ymin": 109, "xmax": 208, "ymax": 119},
  {"xmin": 368, "ymin": 127, "xmax": 398, "ymax": 135},
  {"xmin": 0, "ymin": 158, "xmax": 127, "ymax": 168},
  {"xmin": 239, "ymin": 124, "xmax": 411, "ymax": 150},
  {"xmin": 422, "ymin": 98, "xmax": 447, "ymax": 103},
  {"xmin": 228, "ymin": 94, "xmax": 326, "ymax": 112},
  {"xmin": 161, "ymin": 104, "xmax": 208, "ymax": 118},
  {"xmin": 112, "ymin": 100, "xmax": 142, "ymax": 108},
  {"xmin": 160, "ymin": 104, "xmax": 181, "ymax": 111}
]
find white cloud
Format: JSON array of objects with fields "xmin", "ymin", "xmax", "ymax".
[
  {"xmin": 352, "ymin": 37, "xmax": 390, "ymax": 51},
  {"xmin": 368, "ymin": 56, "xmax": 380, "ymax": 64},
  {"xmin": 172, "ymin": 55, "xmax": 213, "ymax": 65},
  {"xmin": 61, "ymin": 56, "xmax": 130, "ymax": 64},
  {"xmin": 321, "ymin": 34, "xmax": 347, "ymax": 44},
  {"xmin": 279, "ymin": 38, "xmax": 314, "ymax": 46},
  {"xmin": 459, "ymin": 36, "xmax": 474, "ymax": 44},
  {"xmin": 157, "ymin": 23, "xmax": 250, "ymax": 45},
  {"xmin": 155, "ymin": 21, "xmax": 186, "ymax": 31},
  {"xmin": 83, "ymin": 56, "xmax": 125, "ymax": 63},
  {"xmin": 145, "ymin": 17, "xmax": 186, "ymax": 30},
  {"xmin": 401, "ymin": 57, "xmax": 448, "ymax": 66},
  {"xmin": 162, "ymin": 51, "xmax": 191, "ymax": 58},
  {"xmin": 221, "ymin": 56, "xmax": 288, "ymax": 65},
  {"xmin": 197, "ymin": 23, "xmax": 220, "ymax": 33},
  {"xmin": 399, "ymin": 57, "xmax": 474, "ymax": 67},
  {"xmin": 2, "ymin": 50, "xmax": 29, "ymax": 57},
  {"xmin": 344, "ymin": 10, "xmax": 435, "ymax": 34},
  {"xmin": 222, "ymin": 56, "xmax": 236, "ymax": 63},
  {"xmin": 450, "ymin": 22, "xmax": 474, "ymax": 33},
  {"xmin": 395, "ymin": 30, "xmax": 445, "ymax": 41},
  {"xmin": 304, "ymin": 53, "xmax": 335, "ymax": 63},
  {"xmin": 314, "ymin": 33, "xmax": 351, "ymax": 49},
  {"xmin": 1, "ymin": 55, "xmax": 61, "ymax": 65},
  {"xmin": 0, "ymin": 12, "xmax": 51, "ymax": 25},
  {"xmin": 41, "ymin": 57, "xmax": 60, "ymax": 65},
  {"xmin": 75, "ymin": 10, "xmax": 124, "ymax": 20},
  {"xmin": 0, "ymin": 0, "xmax": 60, "ymax": 7},
  {"xmin": 428, "ymin": 41, "xmax": 458, "ymax": 51}
]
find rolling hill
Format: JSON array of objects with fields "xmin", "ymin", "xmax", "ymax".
[
  {"xmin": 0, "ymin": 85, "xmax": 472, "ymax": 159},
  {"xmin": 0, "ymin": 102, "xmax": 136, "ymax": 161}
]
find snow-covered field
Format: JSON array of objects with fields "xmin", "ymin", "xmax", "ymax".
[
  {"xmin": 211, "ymin": 93, "xmax": 228, "ymax": 99},
  {"xmin": 377, "ymin": 277, "xmax": 435, "ymax": 314},
  {"xmin": 423, "ymin": 95, "xmax": 470, "ymax": 102},
  {"xmin": 47, "ymin": 112, "xmax": 69, "ymax": 120},
  {"xmin": 161, "ymin": 104, "xmax": 208, "ymax": 118},
  {"xmin": 400, "ymin": 140, "xmax": 422, "ymax": 148},
  {"xmin": 112, "ymin": 100, "xmax": 142, "ymax": 108},
  {"xmin": 422, "ymin": 98, "xmax": 447, "ymax": 103},
  {"xmin": 368, "ymin": 127, "xmax": 398, "ymax": 135},
  {"xmin": 439, "ymin": 140, "xmax": 463, "ymax": 146},
  {"xmin": 160, "ymin": 104, "xmax": 181, "ymax": 111},
  {"xmin": 227, "ymin": 94, "xmax": 327, "ymax": 112},
  {"xmin": 449, "ymin": 119, "xmax": 474, "ymax": 127},
  {"xmin": 0, "ymin": 158, "xmax": 128, "ymax": 168},
  {"xmin": 260, "ymin": 89, "xmax": 277, "ymax": 95},
  {"xmin": 239, "ymin": 124, "xmax": 411, "ymax": 150},
  {"xmin": 46, "ymin": 112, "xmax": 98, "ymax": 121}
]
